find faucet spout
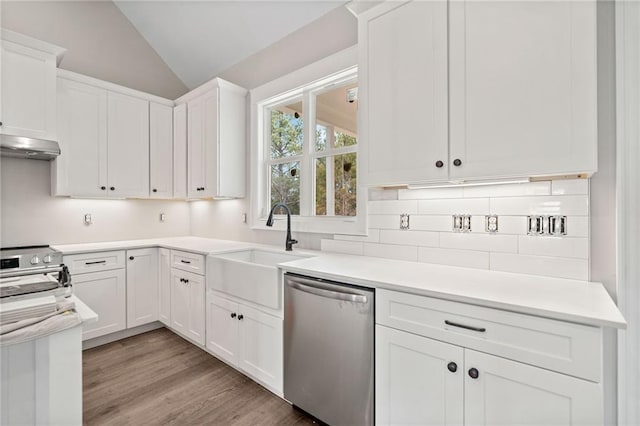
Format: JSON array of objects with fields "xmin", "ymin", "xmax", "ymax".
[{"xmin": 266, "ymin": 203, "xmax": 298, "ymax": 251}]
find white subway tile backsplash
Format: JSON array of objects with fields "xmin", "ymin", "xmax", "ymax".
[
  {"xmin": 369, "ymin": 200, "xmax": 418, "ymax": 215},
  {"xmin": 490, "ymin": 195, "xmax": 589, "ymax": 216},
  {"xmin": 418, "ymin": 198, "xmax": 489, "ymax": 215},
  {"xmin": 418, "ymin": 247, "xmax": 490, "ymax": 270},
  {"xmin": 369, "ymin": 188, "xmax": 399, "ymax": 201},
  {"xmin": 410, "ymin": 215, "xmax": 453, "ymax": 232},
  {"xmin": 320, "ymin": 239, "xmax": 363, "ymax": 256},
  {"xmin": 440, "ymin": 233, "xmax": 518, "ymax": 253},
  {"xmin": 368, "ymin": 215, "xmax": 400, "ymax": 230},
  {"xmin": 334, "ymin": 229, "xmax": 381, "ymax": 243},
  {"xmin": 399, "ymin": 187, "xmax": 464, "ymax": 200},
  {"xmin": 490, "ymin": 253, "xmax": 589, "ymax": 281},
  {"xmin": 363, "ymin": 243, "xmax": 418, "ymax": 262},
  {"xmin": 379, "ymin": 230, "xmax": 439, "ymax": 247},
  {"xmin": 518, "ymin": 236, "xmax": 589, "ymax": 259},
  {"xmin": 551, "ymin": 179, "xmax": 589, "ymax": 195},
  {"xmin": 463, "ymin": 181, "xmax": 551, "ymax": 198},
  {"xmin": 323, "ymin": 179, "xmax": 592, "ymax": 281}
]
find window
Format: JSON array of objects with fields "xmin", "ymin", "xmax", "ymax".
[{"xmin": 250, "ymin": 48, "xmax": 366, "ymax": 235}]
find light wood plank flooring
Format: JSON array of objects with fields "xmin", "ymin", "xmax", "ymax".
[{"xmin": 83, "ymin": 328, "xmax": 316, "ymax": 425}]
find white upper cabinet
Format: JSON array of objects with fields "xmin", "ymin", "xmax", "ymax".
[
  {"xmin": 448, "ymin": 0, "xmax": 597, "ymax": 180},
  {"xmin": 149, "ymin": 102, "xmax": 173, "ymax": 198},
  {"xmin": 359, "ymin": 0, "xmax": 448, "ymax": 186},
  {"xmin": 107, "ymin": 92, "xmax": 149, "ymax": 198},
  {"xmin": 54, "ymin": 71, "xmax": 173, "ymax": 198},
  {"xmin": 179, "ymin": 78, "xmax": 247, "ymax": 199},
  {"xmin": 1, "ymin": 30, "xmax": 65, "ymax": 141},
  {"xmin": 173, "ymin": 103, "xmax": 188, "ymax": 198},
  {"xmin": 54, "ymin": 78, "xmax": 108, "ymax": 197},
  {"xmin": 357, "ymin": 0, "xmax": 597, "ymax": 186}
]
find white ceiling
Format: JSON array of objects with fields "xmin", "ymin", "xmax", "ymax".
[{"xmin": 114, "ymin": 1, "xmax": 346, "ymax": 89}]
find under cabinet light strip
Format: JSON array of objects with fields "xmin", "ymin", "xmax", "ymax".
[{"xmin": 406, "ymin": 178, "xmax": 531, "ymax": 190}]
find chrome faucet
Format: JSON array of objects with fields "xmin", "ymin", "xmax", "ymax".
[{"xmin": 266, "ymin": 203, "xmax": 298, "ymax": 251}]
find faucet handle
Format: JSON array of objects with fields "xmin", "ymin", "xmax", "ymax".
[{"xmin": 291, "ymin": 239, "xmax": 298, "ymax": 245}]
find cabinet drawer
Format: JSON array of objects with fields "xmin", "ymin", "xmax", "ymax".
[
  {"xmin": 64, "ymin": 250, "xmax": 125, "ymax": 275},
  {"xmin": 376, "ymin": 289, "xmax": 602, "ymax": 382},
  {"xmin": 171, "ymin": 250, "xmax": 205, "ymax": 275}
]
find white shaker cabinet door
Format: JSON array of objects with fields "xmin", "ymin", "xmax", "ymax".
[
  {"xmin": 72, "ymin": 269, "xmax": 126, "ymax": 341},
  {"xmin": 107, "ymin": 92, "xmax": 149, "ymax": 198},
  {"xmin": 158, "ymin": 248, "xmax": 171, "ymax": 326},
  {"xmin": 359, "ymin": 0, "xmax": 449, "ymax": 186},
  {"xmin": 186, "ymin": 273, "xmax": 206, "ymax": 346},
  {"xmin": 376, "ymin": 325, "xmax": 464, "ymax": 426},
  {"xmin": 206, "ymin": 294, "xmax": 239, "ymax": 366},
  {"xmin": 149, "ymin": 102, "xmax": 173, "ymax": 198},
  {"xmin": 170, "ymin": 269, "xmax": 190, "ymax": 337},
  {"xmin": 187, "ymin": 89, "xmax": 219, "ymax": 198},
  {"xmin": 173, "ymin": 103, "xmax": 188, "ymax": 199},
  {"xmin": 449, "ymin": 0, "xmax": 597, "ymax": 180},
  {"xmin": 237, "ymin": 304, "xmax": 283, "ymax": 393},
  {"xmin": 1, "ymin": 40, "xmax": 57, "ymax": 140},
  {"xmin": 126, "ymin": 248, "xmax": 159, "ymax": 328},
  {"xmin": 464, "ymin": 349, "xmax": 602, "ymax": 426},
  {"xmin": 54, "ymin": 78, "xmax": 108, "ymax": 197}
]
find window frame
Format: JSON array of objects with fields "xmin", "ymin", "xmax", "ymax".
[{"xmin": 249, "ymin": 46, "xmax": 367, "ymax": 235}]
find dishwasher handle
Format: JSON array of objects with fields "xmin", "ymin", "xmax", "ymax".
[{"xmin": 286, "ymin": 276, "xmax": 369, "ymax": 304}]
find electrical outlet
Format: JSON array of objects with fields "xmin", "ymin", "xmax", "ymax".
[
  {"xmin": 486, "ymin": 215, "xmax": 499, "ymax": 233},
  {"xmin": 160, "ymin": 213, "xmax": 167, "ymax": 222},
  {"xmin": 241, "ymin": 213, "xmax": 247, "ymax": 223},
  {"xmin": 400, "ymin": 214, "xmax": 410, "ymax": 230},
  {"xmin": 84, "ymin": 214, "xmax": 92, "ymax": 226}
]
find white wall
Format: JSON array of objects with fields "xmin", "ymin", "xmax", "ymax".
[
  {"xmin": 1, "ymin": 1, "xmax": 188, "ymax": 99},
  {"xmin": 0, "ymin": 158, "xmax": 190, "ymax": 246}
]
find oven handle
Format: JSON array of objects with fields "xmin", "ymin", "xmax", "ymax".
[
  {"xmin": 0, "ymin": 266, "xmax": 65, "ymax": 279},
  {"xmin": 286, "ymin": 277, "xmax": 368, "ymax": 304}
]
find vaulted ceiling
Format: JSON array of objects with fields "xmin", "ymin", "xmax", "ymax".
[{"xmin": 114, "ymin": 1, "xmax": 347, "ymax": 90}]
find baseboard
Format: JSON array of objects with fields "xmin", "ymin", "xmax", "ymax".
[{"xmin": 82, "ymin": 322, "xmax": 165, "ymax": 350}]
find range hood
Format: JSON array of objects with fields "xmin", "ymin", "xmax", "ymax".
[{"xmin": 0, "ymin": 134, "xmax": 61, "ymax": 160}]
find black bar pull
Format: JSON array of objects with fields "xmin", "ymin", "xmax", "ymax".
[
  {"xmin": 181, "ymin": 260, "xmax": 191, "ymax": 264},
  {"xmin": 445, "ymin": 320, "xmax": 486, "ymax": 333},
  {"xmin": 85, "ymin": 260, "xmax": 107, "ymax": 265}
]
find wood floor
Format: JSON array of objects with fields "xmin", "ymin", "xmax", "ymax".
[{"xmin": 83, "ymin": 328, "xmax": 316, "ymax": 426}]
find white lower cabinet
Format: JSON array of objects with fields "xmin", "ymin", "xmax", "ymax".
[
  {"xmin": 126, "ymin": 248, "xmax": 158, "ymax": 328},
  {"xmin": 158, "ymin": 248, "xmax": 171, "ymax": 326},
  {"xmin": 375, "ymin": 289, "xmax": 604, "ymax": 426},
  {"xmin": 206, "ymin": 292, "xmax": 283, "ymax": 393},
  {"xmin": 171, "ymin": 269, "xmax": 205, "ymax": 345},
  {"xmin": 376, "ymin": 325, "xmax": 463, "ymax": 425},
  {"xmin": 72, "ymin": 269, "xmax": 126, "ymax": 340}
]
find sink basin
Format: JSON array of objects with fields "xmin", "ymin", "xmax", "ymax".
[{"xmin": 207, "ymin": 249, "xmax": 308, "ymax": 310}]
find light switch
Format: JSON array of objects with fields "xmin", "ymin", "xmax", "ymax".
[
  {"xmin": 84, "ymin": 214, "xmax": 92, "ymax": 226},
  {"xmin": 160, "ymin": 213, "xmax": 167, "ymax": 222},
  {"xmin": 400, "ymin": 214, "xmax": 410, "ymax": 230}
]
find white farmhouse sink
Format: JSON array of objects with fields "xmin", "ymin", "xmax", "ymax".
[{"xmin": 207, "ymin": 249, "xmax": 308, "ymax": 310}]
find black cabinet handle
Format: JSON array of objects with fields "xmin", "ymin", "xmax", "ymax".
[
  {"xmin": 179, "ymin": 278, "xmax": 184, "ymax": 283},
  {"xmin": 238, "ymin": 314, "xmax": 244, "ymax": 321},
  {"xmin": 85, "ymin": 260, "xmax": 106, "ymax": 265},
  {"xmin": 101, "ymin": 186, "xmax": 106, "ymax": 190},
  {"xmin": 447, "ymin": 362, "xmax": 458, "ymax": 373},
  {"xmin": 129, "ymin": 256, "xmax": 134, "ymax": 261},
  {"xmin": 435, "ymin": 160, "xmax": 444, "ymax": 168},
  {"xmin": 180, "ymin": 260, "xmax": 191, "ymax": 264},
  {"xmin": 152, "ymin": 189, "xmax": 157, "ymax": 193},
  {"xmin": 230, "ymin": 312, "xmax": 237, "ymax": 319},
  {"xmin": 468, "ymin": 368, "xmax": 479, "ymax": 379},
  {"xmin": 110, "ymin": 186, "xmax": 115, "ymax": 191},
  {"xmin": 453, "ymin": 159, "xmax": 462, "ymax": 167},
  {"xmin": 445, "ymin": 320, "xmax": 486, "ymax": 333},
  {"xmin": 184, "ymin": 279, "xmax": 189, "ymax": 284}
]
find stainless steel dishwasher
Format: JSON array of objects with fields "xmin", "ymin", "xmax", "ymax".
[{"xmin": 284, "ymin": 273, "xmax": 374, "ymax": 425}]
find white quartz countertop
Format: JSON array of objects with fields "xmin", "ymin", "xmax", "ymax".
[
  {"xmin": 278, "ymin": 253, "xmax": 627, "ymax": 329},
  {"xmin": 53, "ymin": 237, "xmax": 626, "ymax": 329}
]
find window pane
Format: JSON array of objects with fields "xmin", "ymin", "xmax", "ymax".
[
  {"xmin": 270, "ymin": 161, "xmax": 300, "ymax": 215},
  {"xmin": 334, "ymin": 153, "xmax": 357, "ymax": 217},
  {"xmin": 316, "ymin": 82, "xmax": 357, "ymax": 147},
  {"xmin": 270, "ymin": 102, "xmax": 303, "ymax": 160},
  {"xmin": 315, "ymin": 153, "xmax": 357, "ymax": 217},
  {"xmin": 315, "ymin": 157, "xmax": 327, "ymax": 215},
  {"xmin": 316, "ymin": 124, "xmax": 327, "ymax": 152},
  {"xmin": 334, "ymin": 129, "xmax": 357, "ymax": 148}
]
